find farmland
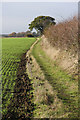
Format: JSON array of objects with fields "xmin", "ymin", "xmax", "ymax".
[
  {"xmin": 2, "ymin": 37, "xmax": 36, "ymax": 118},
  {"xmin": 1, "ymin": 16, "xmax": 79, "ymax": 119}
]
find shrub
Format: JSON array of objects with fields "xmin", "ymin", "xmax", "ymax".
[
  {"xmin": 26, "ymin": 33, "xmax": 34, "ymax": 37},
  {"xmin": 44, "ymin": 16, "xmax": 78, "ymax": 55}
]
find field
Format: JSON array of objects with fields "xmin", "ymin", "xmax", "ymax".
[
  {"xmin": 1, "ymin": 16, "xmax": 79, "ymax": 119},
  {"xmin": 2, "ymin": 37, "xmax": 36, "ymax": 117}
]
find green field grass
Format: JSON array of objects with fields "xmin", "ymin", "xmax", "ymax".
[
  {"xmin": 32, "ymin": 39, "xmax": 78, "ymax": 118},
  {"xmin": 2, "ymin": 37, "xmax": 36, "ymax": 116}
]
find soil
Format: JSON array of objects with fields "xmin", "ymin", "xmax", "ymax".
[{"xmin": 2, "ymin": 53, "xmax": 35, "ymax": 120}]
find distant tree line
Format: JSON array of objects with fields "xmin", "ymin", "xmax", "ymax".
[
  {"xmin": 8, "ymin": 30, "xmax": 40, "ymax": 37},
  {"xmin": 1, "ymin": 16, "xmax": 56, "ymax": 38},
  {"xmin": 1, "ymin": 34, "xmax": 8, "ymax": 37}
]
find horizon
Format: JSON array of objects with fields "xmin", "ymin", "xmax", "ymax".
[{"xmin": 1, "ymin": 2, "xmax": 78, "ymax": 34}]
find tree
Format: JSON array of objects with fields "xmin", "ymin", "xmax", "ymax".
[
  {"xmin": 16, "ymin": 32, "xmax": 25, "ymax": 37},
  {"xmin": 26, "ymin": 30, "xmax": 31, "ymax": 34},
  {"xmin": 26, "ymin": 33, "xmax": 34, "ymax": 37},
  {"xmin": 29, "ymin": 16, "xmax": 56, "ymax": 34},
  {"xmin": 8, "ymin": 32, "xmax": 16, "ymax": 37}
]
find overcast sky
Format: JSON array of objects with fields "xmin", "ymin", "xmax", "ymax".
[{"xmin": 1, "ymin": 2, "xmax": 78, "ymax": 34}]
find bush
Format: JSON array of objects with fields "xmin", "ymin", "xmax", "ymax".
[
  {"xmin": 44, "ymin": 16, "xmax": 78, "ymax": 55},
  {"xmin": 26, "ymin": 33, "xmax": 34, "ymax": 37}
]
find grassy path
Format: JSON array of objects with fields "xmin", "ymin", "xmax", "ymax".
[
  {"xmin": 26, "ymin": 39, "xmax": 65, "ymax": 118},
  {"xmin": 31, "ymin": 39, "xmax": 78, "ymax": 118}
]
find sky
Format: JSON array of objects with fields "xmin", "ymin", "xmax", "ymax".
[
  {"xmin": 0, "ymin": 2, "xmax": 78, "ymax": 34},
  {"xmin": 1, "ymin": 0, "xmax": 79, "ymax": 2}
]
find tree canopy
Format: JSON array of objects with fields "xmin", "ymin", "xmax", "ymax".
[{"xmin": 29, "ymin": 16, "xmax": 56, "ymax": 34}]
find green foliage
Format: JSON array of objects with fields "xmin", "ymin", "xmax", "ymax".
[
  {"xmin": 26, "ymin": 33, "xmax": 34, "ymax": 37},
  {"xmin": 2, "ymin": 37, "xmax": 36, "ymax": 116},
  {"xmin": 29, "ymin": 16, "xmax": 56, "ymax": 34},
  {"xmin": 9, "ymin": 32, "xmax": 16, "ymax": 37},
  {"xmin": 32, "ymin": 40, "xmax": 78, "ymax": 118}
]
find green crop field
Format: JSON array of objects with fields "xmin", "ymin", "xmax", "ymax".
[{"xmin": 2, "ymin": 37, "xmax": 36, "ymax": 116}]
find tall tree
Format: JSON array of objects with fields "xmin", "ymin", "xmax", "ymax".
[{"xmin": 29, "ymin": 16, "xmax": 56, "ymax": 34}]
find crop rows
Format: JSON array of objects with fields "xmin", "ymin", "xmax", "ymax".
[{"xmin": 2, "ymin": 37, "xmax": 36, "ymax": 116}]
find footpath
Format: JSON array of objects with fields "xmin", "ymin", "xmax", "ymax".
[{"xmin": 26, "ymin": 38, "xmax": 75, "ymax": 118}]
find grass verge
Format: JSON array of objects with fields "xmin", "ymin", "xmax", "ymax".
[{"xmin": 32, "ymin": 39, "xmax": 78, "ymax": 118}]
